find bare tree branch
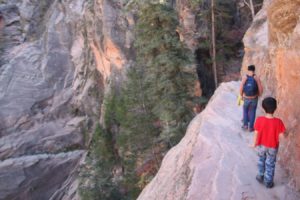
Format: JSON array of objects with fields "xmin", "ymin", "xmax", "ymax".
[
  {"xmin": 244, "ymin": 0, "xmax": 255, "ymax": 20},
  {"xmin": 211, "ymin": 0, "xmax": 218, "ymax": 88}
]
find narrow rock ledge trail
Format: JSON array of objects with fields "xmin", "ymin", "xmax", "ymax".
[{"xmin": 138, "ymin": 81, "xmax": 300, "ymax": 200}]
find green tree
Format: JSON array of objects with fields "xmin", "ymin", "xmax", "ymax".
[
  {"xmin": 117, "ymin": 67, "xmax": 160, "ymax": 198},
  {"xmin": 190, "ymin": 0, "xmax": 249, "ymax": 88},
  {"xmin": 134, "ymin": 3, "xmax": 196, "ymax": 146},
  {"xmin": 79, "ymin": 2, "xmax": 197, "ymax": 200},
  {"xmin": 79, "ymin": 125, "xmax": 122, "ymax": 200},
  {"xmin": 116, "ymin": 2, "xmax": 197, "ymax": 198}
]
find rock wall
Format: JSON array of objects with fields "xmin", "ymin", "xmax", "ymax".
[
  {"xmin": 3, "ymin": 0, "xmax": 297, "ymax": 198},
  {"xmin": 0, "ymin": 0, "xmax": 131, "ymax": 199},
  {"xmin": 242, "ymin": 0, "xmax": 300, "ymax": 189},
  {"xmin": 177, "ymin": 0, "xmax": 259, "ymax": 97},
  {"xmin": 138, "ymin": 82, "xmax": 300, "ymax": 200},
  {"xmin": 137, "ymin": 0, "xmax": 300, "ymax": 198}
]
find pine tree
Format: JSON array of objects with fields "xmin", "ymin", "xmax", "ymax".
[
  {"xmin": 116, "ymin": 65, "xmax": 160, "ymax": 198},
  {"xmin": 80, "ymin": 2, "xmax": 197, "ymax": 199},
  {"xmin": 134, "ymin": 3, "xmax": 196, "ymax": 146},
  {"xmin": 115, "ymin": 2, "xmax": 196, "ymax": 197},
  {"xmin": 79, "ymin": 125, "xmax": 122, "ymax": 200}
]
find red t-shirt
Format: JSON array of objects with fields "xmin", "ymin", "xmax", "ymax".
[{"xmin": 254, "ymin": 116, "xmax": 286, "ymax": 148}]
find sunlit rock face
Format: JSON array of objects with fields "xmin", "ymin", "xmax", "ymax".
[
  {"xmin": 138, "ymin": 82, "xmax": 300, "ymax": 200},
  {"xmin": 0, "ymin": 0, "xmax": 131, "ymax": 199},
  {"xmin": 137, "ymin": 0, "xmax": 300, "ymax": 199},
  {"xmin": 242, "ymin": 1, "xmax": 272, "ymax": 93},
  {"xmin": 242, "ymin": 0, "xmax": 300, "ymax": 190}
]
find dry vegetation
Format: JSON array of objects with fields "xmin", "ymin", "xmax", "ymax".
[{"xmin": 268, "ymin": 0, "xmax": 300, "ymax": 45}]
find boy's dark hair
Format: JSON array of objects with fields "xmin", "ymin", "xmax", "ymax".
[
  {"xmin": 248, "ymin": 65, "xmax": 255, "ymax": 72},
  {"xmin": 262, "ymin": 97, "xmax": 277, "ymax": 114}
]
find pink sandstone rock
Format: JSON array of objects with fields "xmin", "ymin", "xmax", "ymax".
[
  {"xmin": 138, "ymin": 82, "xmax": 300, "ymax": 200},
  {"xmin": 242, "ymin": 0, "xmax": 300, "ymax": 190}
]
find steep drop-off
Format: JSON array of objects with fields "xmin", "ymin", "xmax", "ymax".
[
  {"xmin": 138, "ymin": 82, "xmax": 300, "ymax": 200},
  {"xmin": 0, "ymin": 0, "xmax": 131, "ymax": 199},
  {"xmin": 0, "ymin": 0, "xmax": 281, "ymax": 199},
  {"xmin": 138, "ymin": 0, "xmax": 300, "ymax": 199}
]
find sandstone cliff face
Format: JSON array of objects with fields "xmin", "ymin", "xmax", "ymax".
[
  {"xmin": 242, "ymin": 0, "xmax": 300, "ymax": 189},
  {"xmin": 177, "ymin": 0, "xmax": 259, "ymax": 97},
  {"xmin": 0, "ymin": 0, "xmax": 131, "ymax": 199},
  {"xmin": 3, "ymin": 0, "xmax": 299, "ymax": 199},
  {"xmin": 138, "ymin": 0, "xmax": 300, "ymax": 199}
]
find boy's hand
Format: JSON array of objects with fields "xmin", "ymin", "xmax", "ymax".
[
  {"xmin": 250, "ymin": 131, "xmax": 258, "ymax": 149},
  {"xmin": 279, "ymin": 132, "xmax": 286, "ymax": 139}
]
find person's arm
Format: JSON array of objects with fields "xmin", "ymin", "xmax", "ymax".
[
  {"xmin": 250, "ymin": 130, "xmax": 258, "ymax": 148},
  {"xmin": 240, "ymin": 76, "xmax": 246, "ymax": 96},
  {"xmin": 279, "ymin": 132, "xmax": 285, "ymax": 139},
  {"xmin": 255, "ymin": 76, "xmax": 263, "ymax": 96}
]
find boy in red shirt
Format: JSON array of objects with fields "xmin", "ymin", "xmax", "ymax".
[{"xmin": 251, "ymin": 97, "xmax": 286, "ymax": 188}]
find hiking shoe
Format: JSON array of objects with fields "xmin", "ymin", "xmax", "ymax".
[
  {"xmin": 248, "ymin": 128, "xmax": 255, "ymax": 132},
  {"xmin": 241, "ymin": 125, "xmax": 248, "ymax": 131},
  {"xmin": 256, "ymin": 175, "xmax": 264, "ymax": 183},
  {"xmin": 265, "ymin": 182, "xmax": 274, "ymax": 188}
]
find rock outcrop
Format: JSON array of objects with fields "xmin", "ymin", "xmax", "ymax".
[
  {"xmin": 177, "ymin": 0, "xmax": 259, "ymax": 97},
  {"xmin": 2, "ymin": 0, "xmax": 299, "ymax": 198},
  {"xmin": 242, "ymin": 0, "xmax": 300, "ymax": 189},
  {"xmin": 0, "ymin": 151, "xmax": 84, "ymax": 200},
  {"xmin": 138, "ymin": 82, "xmax": 300, "ymax": 200},
  {"xmin": 138, "ymin": 1, "xmax": 300, "ymax": 199},
  {"xmin": 0, "ymin": 0, "xmax": 131, "ymax": 199}
]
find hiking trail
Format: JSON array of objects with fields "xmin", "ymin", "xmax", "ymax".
[{"xmin": 138, "ymin": 81, "xmax": 300, "ymax": 200}]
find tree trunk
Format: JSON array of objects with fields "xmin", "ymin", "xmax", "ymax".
[
  {"xmin": 249, "ymin": 0, "xmax": 255, "ymax": 19},
  {"xmin": 211, "ymin": 0, "xmax": 218, "ymax": 88},
  {"xmin": 244, "ymin": 0, "xmax": 255, "ymax": 20}
]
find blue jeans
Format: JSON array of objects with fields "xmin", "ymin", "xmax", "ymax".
[
  {"xmin": 243, "ymin": 98, "xmax": 258, "ymax": 130},
  {"xmin": 257, "ymin": 146, "xmax": 278, "ymax": 184}
]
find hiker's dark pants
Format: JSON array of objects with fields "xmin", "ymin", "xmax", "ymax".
[
  {"xmin": 257, "ymin": 146, "xmax": 278, "ymax": 184},
  {"xmin": 243, "ymin": 97, "xmax": 258, "ymax": 130}
]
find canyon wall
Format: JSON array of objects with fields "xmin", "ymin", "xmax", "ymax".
[
  {"xmin": 138, "ymin": 82, "xmax": 300, "ymax": 200},
  {"xmin": 0, "ymin": 0, "xmax": 131, "ymax": 199},
  {"xmin": 242, "ymin": 0, "xmax": 300, "ymax": 189},
  {"xmin": 138, "ymin": 0, "xmax": 300, "ymax": 199},
  {"xmin": 1, "ymin": 0, "xmax": 296, "ymax": 199}
]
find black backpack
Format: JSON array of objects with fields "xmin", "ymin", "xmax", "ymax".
[{"xmin": 243, "ymin": 75, "xmax": 258, "ymax": 96}]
